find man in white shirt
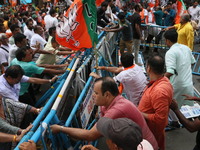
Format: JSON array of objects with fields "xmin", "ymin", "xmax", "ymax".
[
  {"xmin": 24, "ymin": 19, "xmax": 34, "ymax": 44},
  {"xmin": 91, "ymin": 53, "xmax": 147, "ymax": 106},
  {"xmin": 30, "ymin": 25, "xmax": 47, "ymax": 51},
  {"xmin": 44, "ymin": 9, "xmax": 58, "ymax": 31},
  {"xmin": 8, "ymin": 24, "xmax": 21, "ymax": 45},
  {"xmin": 188, "ymin": 1, "xmax": 200, "ymax": 23},
  {"xmin": 0, "ymin": 33, "xmax": 11, "ymax": 72},
  {"xmin": 9, "ymin": 33, "xmax": 27, "ymax": 64}
]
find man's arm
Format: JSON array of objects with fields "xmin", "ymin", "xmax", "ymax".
[
  {"xmin": 98, "ymin": 66, "xmax": 123, "ymax": 74},
  {"xmin": 38, "ymin": 64, "xmax": 68, "ymax": 69},
  {"xmin": 50, "ymin": 124, "xmax": 101, "ymax": 141},
  {"xmin": 27, "ymin": 75, "xmax": 57, "ymax": 84},
  {"xmin": 164, "ymin": 72, "xmax": 173, "ymax": 79},
  {"xmin": 170, "ymin": 99, "xmax": 200, "ymax": 132},
  {"xmin": 43, "ymin": 68, "xmax": 65, "ymax": 75}
]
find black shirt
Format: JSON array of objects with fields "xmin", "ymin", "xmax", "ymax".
[{"xmin": 128, "ymin": 13, "xmax": 141, "ymax": 39}]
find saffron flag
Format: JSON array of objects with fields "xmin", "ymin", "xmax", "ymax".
[
  {"xmin": 175, "ymin": 0, "xmax": 187, "ymax": 24},
  {"xmin": 9, "ymin": 0, "xmax": 17, "ymax": 7},
  {"xmin": 96, "ymin": 0, "xmax": 104, "ymax": 7},
  {"xmin": 56, "ymin": 0, "xmax": 98, "ymax": 51}
]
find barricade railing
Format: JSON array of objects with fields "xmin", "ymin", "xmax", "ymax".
[
  {"xmin": 29, "ymin": 56, "xmax": 81, "ymax": 149},
  {"xmin": 192, "ymin": 52, "xmax": 200, "ymax": 76},
  {"xmin": 15, "ymin": 29, "xmax": 119, "ymax": 149},
  {"xmin": 141, "ymin": 24, "xmax": 168, "ymax": 51}
]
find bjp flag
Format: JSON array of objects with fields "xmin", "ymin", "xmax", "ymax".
[
  {"xmin": 56, "ymin": 0, "xmax": 98, "ymax": 51},
  {"xmin": 175, "ymin": 0, "xmax": 187, "ymax": 24}
]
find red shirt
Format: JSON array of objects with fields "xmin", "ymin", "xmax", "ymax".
[
  {"xmin": 138, "ymin": 76, "xmax": 173, "ymax": 150},
  {"xmin": 101, "ymin": 95, "xmax": 159, "ymax": 150}
]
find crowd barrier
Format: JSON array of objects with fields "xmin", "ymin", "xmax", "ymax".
[
  {"xmin": 141, "ymin": 24, "xmax": 168, "ymax": 51},
  {"xmin": 14, "ymin": 28, "xmax": 118, "ymax": 149}
]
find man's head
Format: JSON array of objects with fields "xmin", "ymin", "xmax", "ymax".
[
  {"xmin": 147, "ymin": 54, "xmax": 165, "ymax": 75},
  {"xmin": 0, "ymin": 23, "xmax": 6, "ymax": 33},
  {"xmin": 34, "ymin": 25, "xmax": 44, "ymax": 36},
  {"xmin": 134, "ymin": 4, "xmax": 143, "ymax": 12},
  {"xmin": 15, "ymin": 46, "xmax": 33, "ymax": 62},
  {"xmin": 51, "ymin": 37, "xmax": 59, "ymax": 49},
  {"xmin": 26, "ymin": 18, "xmax": 34, "ymax": 30},
  {"xmin": 49, "ymin": 9, "xmax": 57, "ymax": 17},
  {"xmin": 193, "ymin": 1, "xmax": 199, "ymax": 7},
  {"xmin": 117, "ymin": 12, "xmax": 126, "ymax": 23},
  {"xmin": 14, "ymin": 33, "xmax": 27, "ymax": 47},
  {"xmin": 164, "ymin": 29, "xmax": 178, "ymax": 46},
  {"xmin": 97, "ymin": 117, "xmax": 143, "ymax": 150},
  {"xmin": 4, "ymin": 65, "xmax": 24, "ymax": 85},
  {"xmin": 10, "ymin": 24, "xmax": 20, "ymax": 35},
  {"xmin": 49, "ymin": 26, "xmax": 56, "ymax": 37},
  {"xmin": 180, "ymin": 13, "xmax": 190, "ymax": 24},
  {"xmin": 101, "ymin": 1, "xmax": 109, "ymax": 11},
  {"xmin": 121, "ymin": 52, "xmax": 134, "ymax": 68},
  {"xmin": 166, "ymin": 2, "xmax": 172, "ymax": 10},
  {"xmin": 93, "ymin": 77, "xmax": 119, "ymax": 107},
  {"xmin": 0, "ymin": 33, "xmax": 8, "ymax": 45}
]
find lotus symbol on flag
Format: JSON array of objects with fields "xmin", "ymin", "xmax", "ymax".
[{"xmin": 56, "ymin": 4, "xmax": 80, "ymax": 45}]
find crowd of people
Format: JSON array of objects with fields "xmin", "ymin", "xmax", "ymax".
[{"xmin": 0, "ymin": 0, "xmax": 199, "ymax": 150}]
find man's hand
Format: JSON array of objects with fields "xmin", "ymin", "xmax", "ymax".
[
  {"xmin": 19, "ymin": 140, "xmax": 36, "ymax": 150},
  {"xmin": 81, "ymin": 145, "xmax": 99, "ymax": 150},
  {"xmin": 51, "ymin": 75, "xmax": 58, "ymax": 83},
  {"xmin": 16, "ymin": 124, "xmax": 33, "ymax": 142},
  {"xmin": 89, "ymin": 72, "xmax": 100, "ymax": 78},
  {"xmin": 170, "ymin": 99, "xmax": 179, "ymax": 111},
  {"xmin": 96, "ymin": 66, "xmax": 105, "ymax": 70},
  {"xmin": 182, "ymin": 94, "xmax": 196, "ymax": 100},
  {"xmin": 50, "ymin": 124, "xmax": 62, "ymax": 134}
]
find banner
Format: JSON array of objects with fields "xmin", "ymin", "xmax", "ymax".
[
  {"xmin": 56, "ymin": 0, "xmax": 98, "ymax": 51},
  {"xmin": 175, "ymin": 0, "xmax": 187, "ymax": 24}
]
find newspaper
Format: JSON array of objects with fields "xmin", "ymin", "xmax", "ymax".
[{"xmin": 180, "ymin": 103, "xmax": 200, "ymax": 119}]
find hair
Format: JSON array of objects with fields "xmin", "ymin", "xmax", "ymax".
[
  {"xmin": 14, "ymin": 33, "xmax": 26, "ymax": 44},
  {"xmin": 134, "ymin": 4, "xmax": 141, "ymax": 11},
  {"xmin": 101, "ymin": 1, "xmax": 108, "ymax": 7},
  {"xmin": 5, "ymin": 65, "xmax": 24, "ymax": 78},
  {"xmin": 49, "ymin": 9, "xmax": 56, "ymax": 16},
  {"xmin": 15, "ymin": 46, "xmax": 30, "ymax": 61},
  {"xmin": 167, "ymin": 2, "xmax": 172, "ymax": 6},
  {"xmin": 157, "ymin": 6, "xmax": 162, "ymax": 10},
  {"xmin": 147, "ymin": 54, "xmax": 165, "ymax": 74},
  {"xmin": 164, "ymin": 29, "xmax": 178, "ymax": 43},
  {"xmin": 181, "ymin": 13, "xmax": 190, "ymax": 22},
  {"xmin": 0, "ymin": 23, "xmax": 5, "ymax": 32},
  {"xmin": 95, "ymin": 77, "xmax": 119, "ymax": 96},
  {"xmin": 117, "ymin": 12, "xmax": 125, "ymax": 20},
  {"xmin": 49, "ymin": 26, "xmax": 56, "ymax": 35},
  {"xmin": 25, "ymin": 18, "xmax": 33, "ymax": 26},
  {"xmin": 0, "ymin": 33, "xmax": 7, "ymax": 40},
  {"xmin": 121, "ymin": 53, "xmax": 134, "ymax": 68},
  {"xmin": 10, "ymin": 24, "xmax": 19, "ymax": 32}
]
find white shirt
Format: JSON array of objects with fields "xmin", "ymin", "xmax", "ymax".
[
  {"xmin": 44, "ymin": 15, "xmax": 58, "ymax": 31},
  {"xmin": 24, "ymin": 28, "xmax": 34, "ymax": 43},
  {"xmin": 137, "ymin": 140, "xmax": 154, "ymax": 150},
  {"xmin": 30, "ymin": 33, "xmax": 47, "ymax": 50},
  {"xmin": 0, "ymin": 44, "xmax": 10, "ymax": 70},
  {"xmin": 188, "ymin": 6, "xmax": 200, "ymax": 21},
  {"xmin": 113, "ymin": 65, "xmax": 147, "ymax": 106},
  {"xmin": 9, "ymin": 44, "xmax": 18, "ymax": 64}
]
